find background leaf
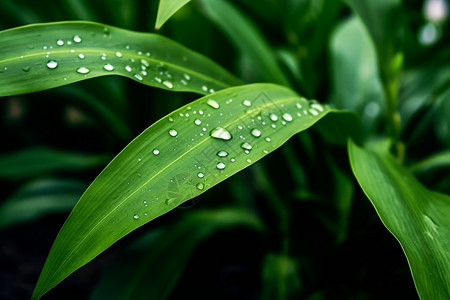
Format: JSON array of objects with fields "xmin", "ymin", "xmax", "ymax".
[
  {"xmin": 0, "ymin": 21, "xmax": 240, "ymax": 97},
  {"xmin": 32, "ymin": 83, "xmax": 350, "ymax": 299},
  {"xmin": 91, "ymin": 208, "xmax": 263, "ymax": 299},
  {"xmin": 155, "ymin": 0, "xmax": 192, "ymax": 30},
  {"xmin": 349, "ymin": 140, "xmax": 450, "ymax": 299}
]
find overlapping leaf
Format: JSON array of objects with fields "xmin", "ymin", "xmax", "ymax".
[
  {"xmin": 32, "ymin": 83, "xmax": 352, "ymax": 299},
  {"xmin": 0, "ymin": 21, "xmax": 240, "ymax": 97}
]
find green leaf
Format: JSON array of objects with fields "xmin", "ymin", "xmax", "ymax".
[
  {"xmin": 0, "ymin": 179, "xmax": 85, "ymax": 228},
  {"xmin": 91, "ymin": 208, "xmax": 263, "ymax": 299},
  {"xmin": 155, "ymin": 0, "xmax": 192, "ymax": 30},
  {"xmin": 409, "ymin": 151, "xmax": 450, "ymax": 174},
  {"xmin": 262, "ymin": 253, "xmax": 301, "ymax": 300},
  {"xmin": 32, "ymin": 83, "xmax": 347, "ymax": 299},
  {"xmin": 348, "ymin": 140, "xmax": 450, "ymax": 299},
  {"xmin": 0, "ymin": 21, "xmax": 240, "ymax": 97},
  {"xmin": 198, "ymin": 0, "xmax": 290, "ymax": 86},
  {"xmin": 0, "ymin": 147, "xmax": 110, "ymax": 180}
]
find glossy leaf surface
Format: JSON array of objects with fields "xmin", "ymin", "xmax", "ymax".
[{"xmin": 155, "ymin": 0, "xmax": 192, "ymax": 30}]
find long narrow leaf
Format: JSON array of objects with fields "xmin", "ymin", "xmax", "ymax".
[
  {"xmin": 32, "ymin": 83, "xmax": 351, "ymax": 299},
  {"xmin": 0, "ymin": 21, "xmax": 240, "ymax": 97},
  {"xmin": 155, "ymin": 0, "xmax": 192, "ymax": 30},
  {"xmin": 349, "ymin": 140, "xmax": 450, "ymax": 299}
]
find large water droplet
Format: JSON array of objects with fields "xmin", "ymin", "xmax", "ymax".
[
  {"xmin": 243, "ymin": 99, "xmax": 252, "ymax": 107},
  {"xmin": 73, "ymin": 35, "xmax": 82, "ymax": 43},
  {"xmin": 269, "ymin": 113, "xmax": 278, "ymax": 121},
  {"xmin": 250, "ymin": 128, "xmax": 261, "ymax": 137},
  {"xmin": 210, "ymin": 127, "xmax": 232, "ymax": 140},
  {"xmin": 153, "ymin": 148, "xmax": 160, "ymax": 155},
  {"xmin": 207, "ymin": 99, "xmax": 220, "ymax": 109},
  {"xmin": 169, "ymin": 129, "xmax": 178, "ymax": 137},
  {"xmin": 46, "ymin": 60, "xmax": 58, "ymax": 69},
  {"xmin": 217, "ymin": 150, "xmax": 228, "ymax": 157},
  {"xmin": 282, "ymin": 113, "xmax": 293, "ymax": 122},
  {"xmin": 217, "ymin": 162, "xmax": 226, "ymax": 170},
  {"xmin": 76, "ymin": 67, "xmax": 90, "ymax": 74},
  {"xmin": 241, "ymin": 142, "xmax": 252, "ymax": 150},
  {"xmin": 196, "ymin": 182, "xmax": 204, "ymax": 190},
  {"xmin": 103, "ymin": 64, "xmax": 114, "ymax": 71}
]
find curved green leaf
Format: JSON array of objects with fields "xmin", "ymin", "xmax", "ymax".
[
  {"xmin": 0, "ymin": 21, "xmax": 240, "ymax": 97},
  {"xmin": 32, "ymin": 83, "xmax": 347, "ymax": 299},
  {"xmin": 198, "ymin": 0, "xmax": 290, "ymax": 86},
  {"xmin": 91, "ymin": 208, "xmax": 263, "ymax": 299},
  {"xmin": 155, "ymin": 0, "xmax": 192, "ymax": 30},
  {"xmin": 349, "ymin": 140, "xmax": 450, "ymax": 299},
  {"xmin": 0, "ymin": 147, "xmax": 110, "ymax": 180}
]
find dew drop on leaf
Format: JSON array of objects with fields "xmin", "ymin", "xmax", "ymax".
[
  {"xmin": 73, "ymin": 35, "xmax": 82, "ymax": 43},
  {"xmin": 243, "ymin": 99, "xmax": 252, "ymax": 107},
  {"xmin": 152, "ymin": 148, "xmax": 160, "ymax": 155},
  {"xmin": 194, "ymin": 119, "xmax": 201, "ymax": 125},
  {"xmin": 115, "ymin": 51, "xmax": 122, "ymax": 57},
  {"xmin": 309, "ymin": 109, "xmax": 319, "ymax": 116},
  {"xmin": 169, "ymin": 129, "xmax": 178, "ymax": 137},
  {"xmin": 282, "ymin": 113, "xmax": 293, "ymax": 122},
  {"xmin": 196, "ymin": 182, "xmax": 204, "ymax": 190},
  {"xmin": 76, "ymin": 67, "xmax": 90, "ymax": 74},
  {"xmin": 197, "ymin": 172, "xmax": 204, "ymax": 178},
  {"xmin": 206, "ymin": 99, "xmax": 220, "ymax": 109},
  {"xmin": 217, "ymin": 150, "xmax": 228, "ymax": 157},
  {"xmin": 125, "ymin": 65, "xmax": 132, "ymax": 72},
  {"xmin": 133, "ymin": 214, "xmax": 140, "ymax": 220},
  {"xmin": 216, "ymin": 162, "xmax": 226, "ymax": 170},
  {"xmin": 269, "ymin": 113, "xmax": 278, "ymax": 121},
  {"xmin": 250, "ymin": 128, "xmax": 261, "ymax": 137},
  {"xmin": 265, "ymin": 137, "xmax": 271, "ymax": 142},
  {"xmin": 183, "ymin": 74, "xmax": 191, "ymax": 80},
  {"xmin": 241, "ymin": 142, "xmax": 252, "ymax": 150},
  {"xmin": 78, "ymin": 54, "xmax": 85, "ymax": 59},
  {"xmin": 56, "ymin": 39, "xmax": 64, "ymax": 46},
  {"xmin": 103, "ymin": 64, "xmax": 114, "ymax": 71},
  {"xmin": 210, "ymin": 127, "xmax": 232, "ymax": 140},
  {"xmin": 310, "ymin": 103, "xmax": 324, "ymax": 112},
  {"xmin": 46, "ymin": 60, "xmax": 58, "ymax": 69},
  {"xmin": 163, "ymin": 81, "xmax": 173, "ymax": 88},
  {"xmin": 134, "ymin": 74, "xmax": 143, "ymax": 81},
  {"xmin": 22, "ymin": 66, "xmax": 30, "ymax": 72}
]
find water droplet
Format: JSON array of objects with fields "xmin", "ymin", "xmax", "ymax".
[
  {"xmin": 100, "ymin": 54, "xmax": 107, "ymax": 61},
  {"xmin": 194, "ymin": 119, "xmax": 201, "ymax": 125},
  {"xmin": 103, "ymin": 64, "xmax": 114, "ymax": 71},
  {"xmin": 56, "ymin": 39, "xmax": 64, "ymax": 46},
  {"xmin": 230, "ymin": 158, "xmax": 236, "ymax": 163},
  {"xmin": 243, "ymin": 99, "xmax": 252, "ymax": 107},
  {"xmin": 217, "ymin": 162, "xmax": 226, "ymax": 170},
  {"xmin": 250, "ymin": 128, "xmax": 261, "ymax": 137},
  {"xmin": 269, "ymin": 113, "xmax": 278, "ymax": 121},
  {"xmin": 73, "ymin": 35, "xmax": 82, "ymax": 43},
  {"xmin": 78, "ymin": 53, "xmax": 85, "ymax": 59},
  {"xmin": 309, "ymin": 109, "xmax": 319, "ymax": 116},
  {"xmin": 165, "ymin": 198, "xmax": 176, "ymax": 205},
  {"xmin": 206, "ymin": 99, "xmax": 220, "ymax": 109},
  {"xmin": 76, "ymin": 67, "xmax": 90, "ymax": 74},
  {"xmin": 202, "ymin": 85, "xmax": 208, "ymax": 92},
  {"xmin": 246, "ymin": 159, "xmax": 252, "ymax": 163},
  {"xmin": 163, "ymin": 81, "xmax": 173, "ymax": 88},
  {"xmin": 241, "ymin": 142, "xmax": 252, "ymax": 150},
  {"xmin": 265, "ymin": 137, "xmax": 271, "ymax": 142},
  {"xmin": 282, "ymin": 113, "xmax": 293, "ymax": 122},
  {"xmin": 138, "ymin": 158, "xmax": 142, "ymax": 162},
  {"xmin": 183, "ymin": 74, "xmax": 191, "ymax": 80},
  {"xmin": 125, "ymin": 65, "xmax": 132, "ymax": 72},
  {"xmin": 296, "ymin": 103, "xmax": 302, "ymax": 109},
  {"xmin": 133, "ymin": 214, "xmax": 140, "ymax": 220},
  {"xmin": 196, "ymin": 182, "xmax": 204, "ymax": 190},
  {"xmin": 217, "ymin": 150, "xmax": 228, "ymax": 157},
  {"xmin": 197, "ymin": 172, "xmax": 204, "ymax": 178},
  {"xmin": 46, "ymin": 60, "xmax": 58, "ymax": 69},
  {"xmin": 210, "ymin": 127, "xmax": 232, "ymax": 140},
  {"xmin": 169, "ymin": 129, "xmax": 178, "ymax": 137},
  {"xmin": 22, "ymin": 66, "xmax": 30, "ymax": 72},
  {"xmin": 153, "ymin": 148, "xmax": 160, "ymax": 155},
  {"xmin": 115, "ymin": 51, "xmax": 122, "ymax": 57},
  {"xmin": 134, "ymin": 74, "xmax": 143, "ymax": 81}
]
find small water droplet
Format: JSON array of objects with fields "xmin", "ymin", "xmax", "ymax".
[
  {"xmin": 196, "ymin": 182, "xmax": 204, "ymax": 190},
  {"xmin": 296, "ymin": 103, "xmax": 302, "ymax": 109},
  {"xmin": 100, "ymin": 54, "xmax": 107, "ymax": 61},
  {"xmin": 153, "ymin": 148, "xmax": 160, "ymax": 155},
  {"xmin": 309, "ymin": 109, "xmax": 319, "ymax": 116},
  {"xmin": 73, "ymin": 35, "xmax": 82, "ymax": 43},
  {"xmin": 78, "ymin": 53, "xmax": 85, "ymax": 59},
  {"xmin": 265, "ymin": 137, "xmax": 271, "ymax": 142},
  {"xmin": 311, "ymin": 103, "xmax": 324, "ymax": 112},
  {"xmin": 125, "ymin": 65, "xmax": 132, "ymax": 72},
  {"xmin": 165, "ymin": 198, "xmax": 176, "ymax": 205},
  {"xmin": 194, "ymin": 119, "xmax": 201, "ymax": 125},
  {"xmin": 206, "ymin": 99, "xmax": 220, "ymax": 109},
  {"xmin": 230, "ymin": 158, "xmax": 236, "ymax": 163},
  {"xmin": 250, "ymin": 128, "xmax": 261, "ymax": 137},
  {"xmin": 169, "ymin": 129, "xmax": 178, "ymax": 137},
  {"xmin": 246, "ymin": 159, "xmax": 252, "ymax": 163},
  {"xmin": 56, "ymin": 39, "xmax": 64, "ymax": 46},
  {"xmin": 269, "ymin": 113, "xmax": 278, "ymax": 121},
  {"xmin": 243, "ymin": 99, "xmax": 252, "ymax": 107},
  {"xmin": 163, "ymin": 81, "xmax": 173, "ymax": 88},
  {"xmin": 217, "ymin": 162, "xmax": 226, "ymax": 170},
  {"xmin": 22, "ymin": 66, "xmax": 30, "ymax": 72},
  {"xmin": 282, "ymin": 113, "xmax": 293, "ymax": 122},
  {"xmin": 217, "ymin": 150, "xmax": 228, "ymax": 157},
  {"xmin": 183, "ymin": 73, "xmax": 191, "ymax": 80},
  {"xmin": 134, "ymin": 74, "xmax": 143, "ymax": 81},
  {"xmin": 210, "ymin": 127, "xmax": 232, "ymax": 140},
  {"xmin": 197, "ymin": 172, "xmax": 204, "ymax": 178},
  {"xmin": 76, "ymin": 67, "xmax": 90, "ymax": 74},
  {"xmin": 103, "ymin": 63, "xmax": 114, "ymax": 71},
  {"xmin": 241, "ymin": 142, "xmax": 252, "ymax": 150},
  {"xmin": 115, "ymin": 51, "xmax": 123, "ymax": 57},
  {"xmin": 133, "ymin": 214, "xmax": 140, "ymax": 220},
  {"xmin": 202, "ymin": 85, "xmax": 208, "ymax": 92},
  {"xmin": 46, "ymin": 60, "xmax": 58, "ymax": 69}
]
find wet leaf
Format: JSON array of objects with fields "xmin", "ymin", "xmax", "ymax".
[{"xmin": 0, "ymin": 21, "xmax": 240, "ymax": 97}]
